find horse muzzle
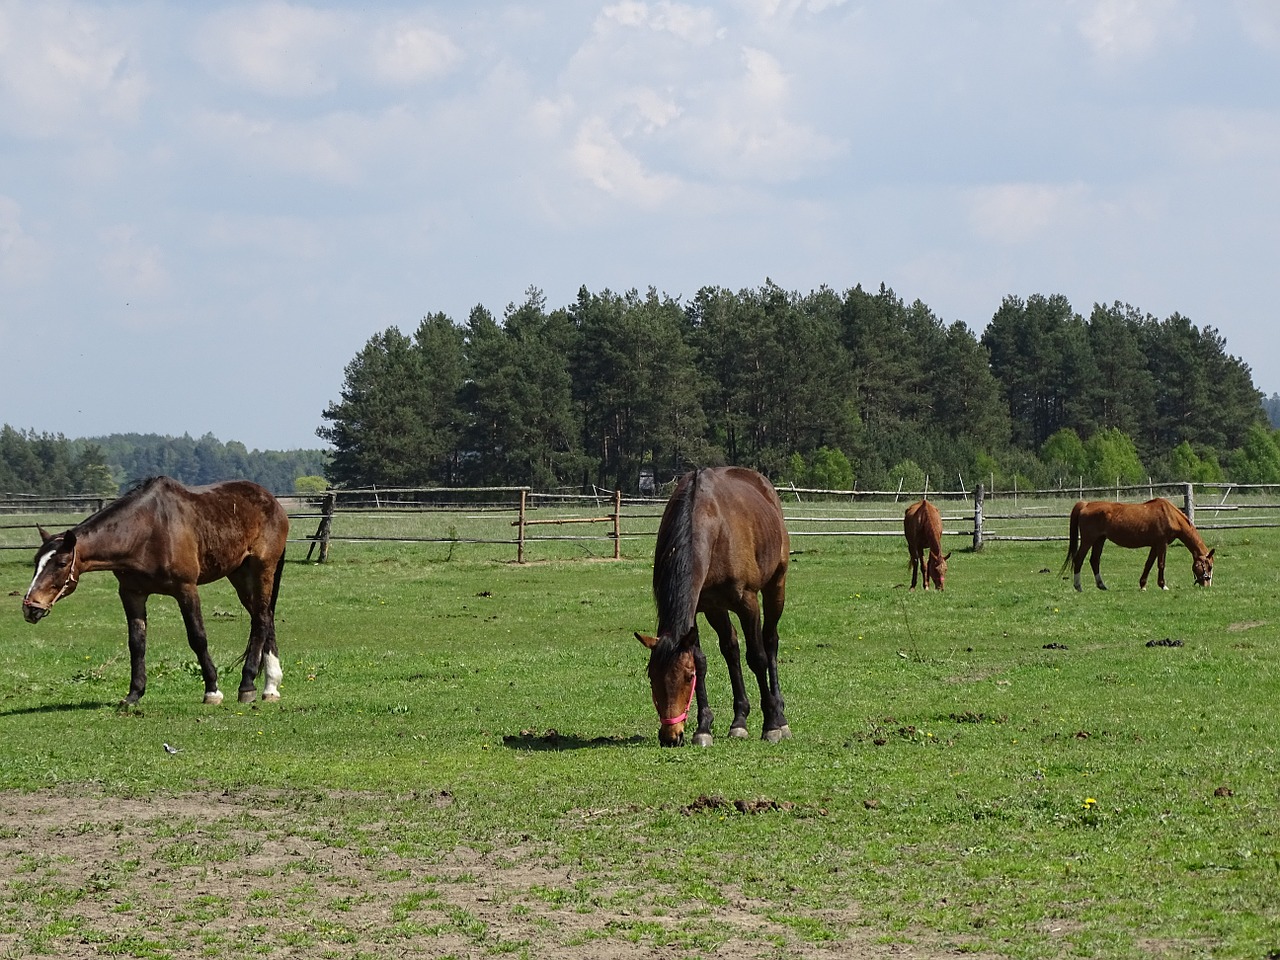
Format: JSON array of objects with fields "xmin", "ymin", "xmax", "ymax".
[
  {"xmin": 658, "ymin": 724, "xmax": 685, "ymax": 747},
  {"xmin": 21, "ymin": 599, "xmax": 50, "ymax": 624}
]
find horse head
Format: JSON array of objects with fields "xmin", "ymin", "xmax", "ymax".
[
  {"xmin": 635, "ymin": 631, "xmax": 696, "ymax": 747},
  {"xmin": 1192, "ymin": 548, "xmax": 1215, "ymax": 586},
  {"xmin": 928, "ymin": 551, "xmax": 951, "ymax": 590},
  {"xmin": 22, "ymin": 527, "xmax": 79, "ymax": 623}
]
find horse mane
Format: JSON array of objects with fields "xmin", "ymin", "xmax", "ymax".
[
  {"xmin": 71, "ymin": 476, "xmax": 169, "ymax": 536},
  {"xmin": 652, "ymin": 468, "xmax": 700, "ymax": 662}
]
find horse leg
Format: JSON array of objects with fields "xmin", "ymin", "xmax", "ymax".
[
  {"xmin": 175, "ymin": 584, "xmax": 223, "ymax": 704},
  {"xmin": 119, "ymin": 589, "xmax": 150, "ymax": 705},
  {"xmin": 689, "ymin": 629, "xmax": 713, "ymax": 748},
  {"xmin": 229, "ymin": 562, "xmax": 277, "ymax": 703},
  {"xmin": 1089, "ymin": 539, "xmax": 1107, "ymax": 590},
  {"xmin": 760, "ymin": 576, "xmax": 789, "ymax": 741},
  {"xmin": 737, "ymin": 591, "xmax": 785, "ymax": 742},
  {"xmin": 1072, "ymin": 537, "xmax": 1092, "ymax": 592},
  {"xmin": 1139, "ymin": 546, "xmax": 1160, "ymax": 590},
  {"xmin": 908, "ymin": 547, "xmax": 920, "ymax": 590},
  {"xmin": 1156, "ymin": 543, "xmax": 1168, "ymax": 590},
  {"xmin": 705, "ymin": 607, "xmax": 749, "ymax": 740}
]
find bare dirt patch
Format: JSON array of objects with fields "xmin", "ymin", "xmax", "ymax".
[{"xmin": 1, "ymin": 788, "xmax": 1000, "ymax": 960}]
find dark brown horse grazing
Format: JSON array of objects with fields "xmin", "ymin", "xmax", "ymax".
[
  {"xmin": 1061, "ymin": 498, "xmax": 1214, "ymax": 592},
  {"xmin": 22, "ymin": 476, "xmax": 289, "ymax": 705},
  {"xmin": 904, "ymin": 499, "xmax": 950, "ymax": 591},
  {"xmin": 634, "ymin": 466, "xmax": 790, "ymax": 747}
]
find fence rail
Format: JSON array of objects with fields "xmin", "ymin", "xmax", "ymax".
[{"xmin": 5, "ymin": 481, "xmax": 1280, "ymax": 562}]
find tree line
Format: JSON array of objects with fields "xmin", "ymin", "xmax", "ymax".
[
  {"xmin": 0, "ymin": 427, "xmax": 327, "ymax": 497},
  {"xmin": 318, "ymin": 282, "xmax": 1280, "ymax": 493}
]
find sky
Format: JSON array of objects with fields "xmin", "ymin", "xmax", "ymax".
[{"xmin": 2, "ymin": 0, "xmax": 1279, "ymax": 452}]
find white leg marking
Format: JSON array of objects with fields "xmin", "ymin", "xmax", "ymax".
[
  {"xmin": 262, "ymin": 653, "xmax": 283, "ymax": 700},
  {"xmin": 204, "ymin": 690, "xmax": 224, "ymax": 705}
]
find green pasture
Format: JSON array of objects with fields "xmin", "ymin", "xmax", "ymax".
[{"xmin": 1, "ymin": 525, "xmax": 1278, "ymax": 958}]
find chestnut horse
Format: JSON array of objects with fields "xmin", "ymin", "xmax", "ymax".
[
  {"xmin": 634, "ymin": 466, "xmax": 790, "ymax": 747},
  {"xmin": 904, "ymin": 499, "xmax": 950, "ymax": 590},
  {"xmin": 22, "ymin": 476, "xmax": 289, "ymax": 705},
  {"xmin": 1060, "ymin": 498, "xmax": 1214, "ymax": 592}
]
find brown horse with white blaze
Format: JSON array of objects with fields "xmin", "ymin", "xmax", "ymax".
[
  {"xmin": 634, "ymin": 467, "xmax": 790, "ymax": 747},
  {"xmin": 22, "ymin": 476, "xmax": 289, "ymax": 705},
  {"xmin": 1061, "ymin": 498, "xmax": 1214, "ymax": 592},
  {"xmin": 904, "ymin": 499, "xmax": 949, "ymax": 590}
]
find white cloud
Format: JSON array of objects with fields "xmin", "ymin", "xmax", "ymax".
[
  {"xmin": 601, "ymin": 1, "xmax": 723, "ymax": 45},
  {"xmin": 195, "ymin": 3, "xmax": 348, "ymax": 97},
  {"xmin": 0, "ymin": 2, "xmax": 146, "ymax": 138},
  {"xmin": 193, "ymin": 106, "xmax": 423, "ymax": 185},
  {"xmin": 570, "ymin": 116, "xmax": 682, "ymax": 206},
  {"xmin": 1076, "ymin": 0, "xmax": 1193, "ymax": 60},
  {"xmin": 371, "ymin": 20, "xmax": 463, "ymax": 85},
  {"xmin": 678, "ymin": 46, "xmax": 845, "ymax": 182},
  {"xmin": 1167, "ymin": 107, "xmax": 1280, "ymax": 168},
  {"xmin": 740, "ymin": 0, "xmax": 850, "ymax": 21},
  {"xmin": 0, "ymin": 196, "xmax": 49, "ymax": 286},
  {"xmin": 1233, "ymin": 0, "xmax": 1280, "ymax": 52},
  {"xmin": 966, "ymin": 182, "xmax": 1090, "ymax": 244}
]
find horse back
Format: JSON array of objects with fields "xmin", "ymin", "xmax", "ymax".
[
  {"xmin": 1077, "ymin": 498, "xmax": 1186, "ymax": 548},
  {"xmin": 702, "ymin": 467, "xmax": 789, "ymax": 581},
  {"xmin": 134, "ymin": 478, "xmax": 289, "ymax": 585},
  {"xmin": 904, "ymin": 499, "xmax": 943, "ymax": 554}
]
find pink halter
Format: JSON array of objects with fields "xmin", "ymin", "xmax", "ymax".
[{"xmin": 659, "ymin": 668, "xmax": 696, "ymax": 726}]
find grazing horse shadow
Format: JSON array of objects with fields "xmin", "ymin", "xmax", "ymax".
[
  {"xmin": 0, "ymin": 700, "xmax": 111, "ymax": 718},
  {"xmin": 501, "ymin": 730, "xmax": 645, "ymax": 751}
]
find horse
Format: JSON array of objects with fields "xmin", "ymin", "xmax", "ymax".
[
  {"xmin": 904, "ymin": 499, "xmax": 950, "ymax": 590},
  {"xmin": 633, "ymin": 466, "xmax": 790, "ymax": 747},
  {"xmin": 1060, "ymin": 498, "xmax": 1214, "ymax": 592},
  {"xmin": 22, "ymin": 476, "xmax": 289, "ymax": 705}
]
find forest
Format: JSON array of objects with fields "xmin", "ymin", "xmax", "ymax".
[
  {"xmin": 0, "ymin": 429, "xmax": 326, "ymax": 496},
  {"xmin": 6, "ymin": 281, "xmax": 1280, "ymax": 499},
  {"xmin": 318, "ymin": 282, "xmax": 1280, "ymax": 493}
]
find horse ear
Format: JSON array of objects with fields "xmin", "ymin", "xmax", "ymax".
[
  {"xmin": 1206, "ymin": 548, "xmax": 1215, "ymax": 560},
  {"xmin": 943, "ymin": 552, "xmax": 952, "ymax": 561},
  {"xmin": 634, "ymin": 632, "xmax": 659, "ymax": 650},
  {"xmin": 37, "ymin": 526, "xmax": 53, "ymax": 543}
]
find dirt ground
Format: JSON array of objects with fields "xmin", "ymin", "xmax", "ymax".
[{"xmin": 0, "ymin": 788, "xmax": 1004, "ymax": 960}]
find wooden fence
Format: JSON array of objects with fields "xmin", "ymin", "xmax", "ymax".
[{"xmin": 5, "ymin": 481, "xmax": 1280, "ymax": 562}]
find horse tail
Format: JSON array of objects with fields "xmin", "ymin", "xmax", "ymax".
[{"xmin": 1059, "ymin": 502, "xmax": 1081, "ymax": 577}]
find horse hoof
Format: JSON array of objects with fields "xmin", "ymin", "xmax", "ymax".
[
  {"xmin": 692, "ymin": 733, "xmax": 713, "ymax": 748},
  {"xmin": 763, "ymin": 728, "xmax": 784, "ymax": 744},
  {"xmin": 777, "ymin": 724, "xmax": 793, "ymax": 740},
  {"xmin": 203, "ymin": 691, "xmax": 224, "ymax": 705},
  {"xmin": 728, "ymin": 726, "xmax": 749, "ymax": 739},
  {"xmin": 261, "ymin": 692, "xmax": 281, "ymax": 702},
  {"xmin": 237, "ymin": 690, "xmax": 257, "ymax": 704}
]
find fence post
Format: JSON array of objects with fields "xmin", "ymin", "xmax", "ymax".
[
  {"xmin": 972, "ymin": 483, "xmax": 985, "ymax": 552},
  {"xmin": 612, "ymin": 489, "xmax": 622, "ymax": 560},
  {"xmin": 517, "ymin": 489, "xmax": 527, "ymax": 563},
  {"xmin": 308, "ymin": 491, "xmax": 335, "ymax": 563},
  {"xmin": 1183, "ymin": 482, "xmax": 1195, "ymax": 525}
]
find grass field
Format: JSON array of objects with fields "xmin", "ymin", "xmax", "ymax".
[{"xmin": 1, "ymin": 524, "xmax": 1278, "ymax": 959}]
